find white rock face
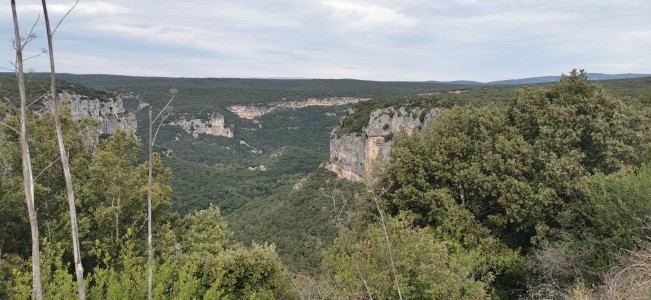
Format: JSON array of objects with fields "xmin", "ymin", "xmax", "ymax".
[
  {"xmin": 43, "ymin": 91, "xmax": 137, "ymax": 135},
  {"xmin": 171, "ymin": 114, "xmax": 233, "ymax": 138},
  {"xmin": 227, "ymin": 97, "xmax": 371, "ymax": 120},
  {"xmin": 327, "ymin": 106, "xmax": 440, "ymax": 181}
]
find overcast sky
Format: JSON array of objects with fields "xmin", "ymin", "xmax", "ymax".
[{"xmin": 2, "ymin": 0, "xmax": 650, "ymax": 82}]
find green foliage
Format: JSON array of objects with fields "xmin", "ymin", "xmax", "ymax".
[
  {"xmin": 73, "ymin": 130, "xmax": 176, "ymax": 262},
  {"xmin": 0, "ymin": 103, "xmax": 292, "ymax": 299},
  {"xmin": 0, "ymin": 254, "xmax": 29, "ymax": 299},
  {"xmin": 0, "ymin": 104, "xmax": 96, "ymax": 258},
  {"xmin": 334, "ymin": 87, "xmax": 519, "ymax": 137},
  {"xmin": 529, "ymin": 164, "xmax": 651, "ymax": 292},
  {"xmin": 33, "ymin": 74, "xmax": 489, "ymax": 216},
  {"xmin": 0, "ymin": 76, "xmax": 113, "ymax": 109},
  {"xmin": 5, "ymin": 197, "xmax": 292, "ymax": 300},
  {"xmin": 324, "ymin": 214, "xmax": 520, "ymax": 299},
  {"xmin": 170, "ymin": 145, "xmax": 326, "ymax": 215},
  {"xmin": 379, "ymin": 70, "xmax": 651, "ymax": 297},
  {"xmin": 180, "ymin": 205, "xmax": 231, "ymax": 255},
  {"xmin": 386, "ymin": 70, "xmax": 650, "ymax": 245},
  {"xmin": 227, "ymin": 168, "xmax": 366, "ymax": 273},
  {"xmin": 215, "ymin": 242, "xmax": 293, "ymax": 299},
  {"xmin": 3, "ymin": 72, "xmax": 651, "ymax": 298}
]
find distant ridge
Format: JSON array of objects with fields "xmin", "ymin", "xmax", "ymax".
[
  {"xmin": 488, "ymin": 73, "xmax": 651, "ymax": 85},
  {"xmin": 445, "ymin": 80, "xmax": 484, "ymax": 85},
  {"xmin": 3, "ymin": 72, "xmax": 649, "ymax": 86}
]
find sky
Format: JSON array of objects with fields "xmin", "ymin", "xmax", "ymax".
[{"xmin": 2, "ymin": 0, "xmax": 650, "ymax": 82}]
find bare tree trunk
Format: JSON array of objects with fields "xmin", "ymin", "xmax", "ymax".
[
  {"xmin": 11, "ymin": 1, "xmax": 43, "ymax": 299},
  {"xmin": 147, "ymin": 109, "xmax": 153, "ymax": 300},
  {"xmin": 146, "ymin": 92, "xmax": 174, "ymax": 300},
  {"xmin": 40, "ymin": 1, "xmax": 86, "ymax": 298}
]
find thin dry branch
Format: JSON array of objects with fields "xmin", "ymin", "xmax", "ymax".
[
  {"xmin": 26, "ymin": 93, "xmax": 49, "ymax": 109},
  {"xmin": 153, "ymin": 91, "xmax": 176, "ymax": 123},
  {"xmin": 0, "ymin": 122, "xmax": 20, "ymax": 135},
  {"xmin": 52, "ymin": 0, "xmax": 79, "ymax": 35},
  {"xmin": 2, "ymin": 96, "xmax": 18, "ymax": 110},
  {"xmin": 32, "ymin": 156, "xmax": 62, "ymax": 182},
  {"xmin": 22, "ymin": 50, "xmax": 46, "ymax": 62}
]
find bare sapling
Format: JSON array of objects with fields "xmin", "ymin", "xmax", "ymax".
[
  {"xmin": 40, "ymin": 0, "xmax": 86, "ymax": 298},
  {"xmin": 148, "ymin": 89, "xmax": 176, "ymax": 300},
  {"xmin": 11, "ymin": 1, "xmax": 43, "ymax": 298}
]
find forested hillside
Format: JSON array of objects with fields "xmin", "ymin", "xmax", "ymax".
[
  {"xmin": 0, "ymin": 89, "xmax": 294, "ymax": 298},
  {"xmin": 323, "ymin": 71, "xmax": 651, "ymax": 298},
  {"xmin": 28, "ymin": 74, "xmax": 481, "ymax": 215},
  {"xmin": 3, "ymin": 70, "xmax": 651, "ymax": 298},
  {"xmin": 228, "ymin": 71, "xmax": 651, "ymax": 299}
]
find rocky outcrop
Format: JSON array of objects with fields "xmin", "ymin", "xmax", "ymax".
[
  {"xmin": 43, "ymin": 91, "xmax": 137, "ymax": 135},
  {"xmin": 171, "ymin": 114, "xmax": 233, "ymax": 138},
  {"xmin": 228, "ymin": 97, "xmax": 371, "ymax": 120},
  {"xmin": 327, "ymin": 106, "xmax": 440, "ymax": 181}
]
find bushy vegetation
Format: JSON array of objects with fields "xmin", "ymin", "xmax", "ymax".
[
  {"xmin": 3, "ymin": 71, "xmax": 651, "ymax": 299},
  {"xmin": 0, "ymin": 76, "xmax": 113, "ymax": 106},
  {"xmin": 255, "ymin": 71, "xmax": 651, "ymax": 299},
  {"xmin": 0, "ymin": 106, "xmax": 293, "ymax": 299},
  {"xmin": 226, "ymin": 168, "xmax": 366, "ymax": 273},
  {"xmin": 364, "ymin": 70, "xmax": 651, "ymax": 298},
  {"xmin": 334, "ymin": 87, "xmax": 519, "ymax": 137}
]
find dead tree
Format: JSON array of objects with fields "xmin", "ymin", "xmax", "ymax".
[
  {"xmin": 40, "ymin": 0, "xmax": 86, "ymax": 298},
  {"xmin": 148, "ymin": 90, "xmax": 175, "ymax": 300},
  {"xmin": 11, "ymin": 1, "xmax": 43, "ymax": 298}
]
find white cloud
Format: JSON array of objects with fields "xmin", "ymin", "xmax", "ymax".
[
  {"xmin": 74, "ymin": 2, "xmax": 130, "ymax": 15},
  {"xmin": 14, "ymin": 2, "xmax": 128, "ymax": 15},
  {"xmin": 322, "ymin": 0, "xmax": 416, "ymax": 29},
  {"xmin": 2, "ymin": 0, "xmax": 651, "ymax": 81}
]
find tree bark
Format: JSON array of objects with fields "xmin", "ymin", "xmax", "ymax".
[
  {"xmin": 40, "ymin": 1, "xmax": 86, "ymax": 298},
  {"xmin": 11, "ymin": 1, "xmax": 43, "ymax": 299}
]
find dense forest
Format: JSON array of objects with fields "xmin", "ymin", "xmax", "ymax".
[
  {"xmin": 231, "ymin": 71, "xmax": 651, "ymax": 299},
  {"xmin": 3, "ymin": 68, "xmax": 651, "ymax": 299},
  {"xmin": 38, "ymin": 74, "xmax": 485, "ymax": 216}
]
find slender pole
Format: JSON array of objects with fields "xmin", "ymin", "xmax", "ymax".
[
  {"xmin": 12, "ymin": 1, "xmax": 43, "ymax": 299},
  {"xmin": 40, "ymin": 1, "xmax": 86, "ymax": 298},
  {"xmin": 147, "ymin": 109, "xmax": 153, "ymax": 300}
]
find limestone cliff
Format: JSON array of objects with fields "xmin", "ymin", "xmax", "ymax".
[
  {"xmin": 327, "ymin": 106, "xmax": 439, "ymax": 181},
  {"xmin": 43, "ymin": 91, "xmax": 137, "ymax": 135},
  {"xmin": 171, "ymin": 113, "xmax": 233, "ymax": 138},
  {"xmin": 228, "ymin": 97, "xmax": 371, "ymax": 120}
]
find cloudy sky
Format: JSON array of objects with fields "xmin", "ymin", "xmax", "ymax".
[{"xmin": 2, "ymin": 0, "xmax": 650, "ymax": 81}]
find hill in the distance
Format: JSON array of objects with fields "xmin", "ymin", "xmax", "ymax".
[{"xmin": 487, "ymin": 73, "xmax": 651, "ymax": 85}]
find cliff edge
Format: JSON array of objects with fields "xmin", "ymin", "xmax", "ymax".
[{"xmin": 327, "ymin": 106, "xmax": 439, "ymax": 181}]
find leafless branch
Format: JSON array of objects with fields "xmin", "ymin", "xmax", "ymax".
[
  {"xmin": 26, "ymin": 93, "xmax": 49, "ymax": 109},
  {"xmin": 2, "ymin": 97, "xmax": 18, "ymax": 111},
  {"xmin": 152, "ymin": 108, "xmax": 173, "ymax": 146},
  {"xmin": 33, "ymin": 155, "xmax": 62, "ymax": 183},
  {"xmin": 23, "ymin": 50, "xmax": 47, "ymax": 62},
  {"xmin": 288, "ymin": 273, "xmax": 305, "ymax": 300},
  {"xmin": 0, "ymin": 121, "xmax": 20, "ymax": 135},
  {"xmin": 19, "ymin": 15, "xmax": 41, "ymax": 50},
  {"xmin": 153, "ymin": 91, "xmax": 176, "ymax": 123},
  {"xmin": 52, "ymin": 0, "xmax": 79, "ymax": 36}
]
